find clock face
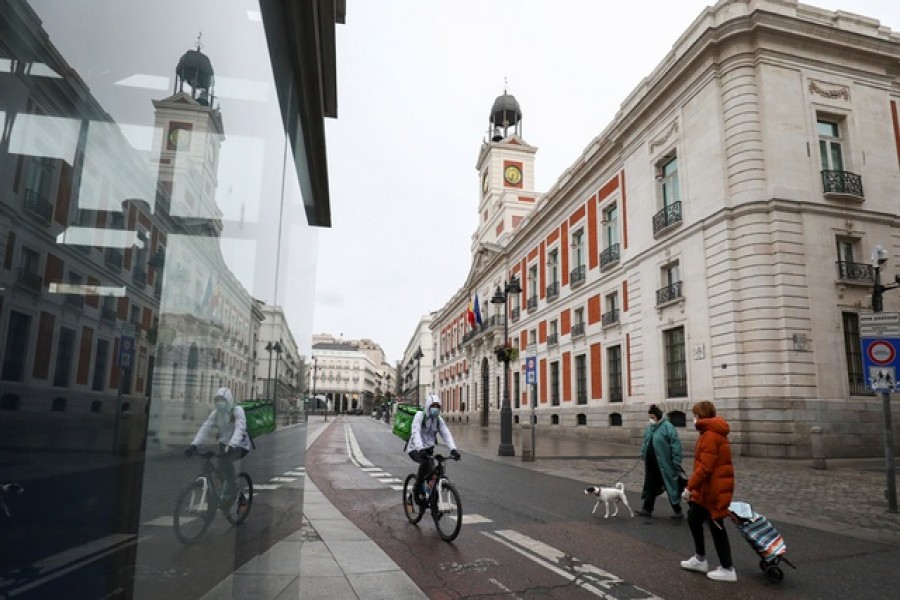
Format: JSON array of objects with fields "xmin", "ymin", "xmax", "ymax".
[
  {"xmin": 168, "ymin": 126, "xmax": 191, "ymax": 150},
  {"xmin": 482, "ymin": 171, "xmax": 489, "ymax": 193},
  {"xmin": 504, "ymin": 164, "xmax": 522, "ymax": 185}
]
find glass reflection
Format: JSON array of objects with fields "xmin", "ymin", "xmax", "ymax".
[{"xmin": 1, "ymin": 1, "xmax": 315, "ymax": 597}]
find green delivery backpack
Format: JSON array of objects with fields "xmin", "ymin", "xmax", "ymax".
[
  {"xmin": 392, "ymin": 403, "xmax": 421, "ymax": 443},
  {"xmin": 239, "ymin": 399, "xmax": 277, "ymax": 441}
]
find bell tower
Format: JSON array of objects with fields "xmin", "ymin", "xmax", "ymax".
[
  {"xmin": 152, "ymin": 37, "xmax": 225, "ymax": 230},
  {"xmin": 473, "ymin": 88, "xmax": 538, "ymax": 255}
]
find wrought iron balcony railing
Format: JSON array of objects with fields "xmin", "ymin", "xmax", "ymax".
[
  {"xmin": 600, "ymin": 243, "xmax": 620, "ymax": 269},
  {"xmin": 601, "ymin": 309, "xmax": 619, "ymax": 327},
  {"xmin": 16, "ymin": 268, "xmax": 42, "ymax": 293},
  {"xmin": 105, "ymin": 248, "xmax": 123, "ymax": 269},
  {"xmin": 546, "ymin": 281, "xmax": 559, "ymax": 301},
  {"xmin": 836, "ymin": 260, "xmax": 874, "ymax": 282},
  {"xmin": 133, "ymin": 268, "xmax": 147, "ymax": 287},
  {"xmin": 609, "ymin": 386, "xmax": 623, "ymax": 403},
  {"xmin": 570, "ymin": 265, "xmax": 585, "ymax": 286},
  {"xmin": 571, "ymin": 322, "xmax": 585, "ymax": 337},
  {"xmin": 547, "ymin": 333, "xmax": 558, "ymax": 346},
  {"xmin": 656, "ymin": 280, "xmax": 683, "ymax": 305},
  {"xmin": 652, "ymin": 201, "xmax": 682, "ymax": 235},
  {"xmin": 23, "ymin": 188, "xmax": 53, "ymax": 225},
  {"xmin": 821, "ymin": 170, "xmax": 863, "ymax": 198},
  {"xmin": 64, "ymin": 293, "xmax": 84, "ymax": 309},
  {"xmin": 526, "ymin": 295, "xmax": 538, "ymax": 310},
  {"xmin": 100, "ymin": 306, "xmax": 117, "ymax": 323},
  {"xmin": 511, "ymin": 307, "xmax": 520, "ymax": 322}
]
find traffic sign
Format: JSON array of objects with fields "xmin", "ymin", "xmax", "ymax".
[
  {"xmin": 119, "ymin": 335, "xmax": 135, "ymax": 370},
  {"xmin": 860, "ymin": 312, "xmax": 900, "ymax": 338},
  {"xmin": 525, "ymin": 355, "xmax": 537, "ymax": 385},
  {"xmin": 861, "ymin": 337, "xmax": 900, "ymax": 391}
]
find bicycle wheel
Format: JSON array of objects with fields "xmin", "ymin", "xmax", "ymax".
[
  {"xmin": 173, "ymin": 479, "xmax": 215, "ymax": 544},
  {"xmin": 402, "ymin": 474, "xmax": 425, "ymax": 524},
  {"xmin": 432, "ymin": 480, "xmax": 462, "ymax": 542},
  {"xmin": 223, "ymin": 473, "xmax": 253, "ymax": 525}
]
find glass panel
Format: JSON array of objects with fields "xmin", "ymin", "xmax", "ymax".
[
  {"xmin": 1, "ymin": 1, "xmax": 319, "ymax": 596},
  {"xmin": 817, "ymin": 119, "xmax": 839, "ymax": 138},
  {"xmin": 830, "ymin": 141, "xmax": 844, "ymax": 171}
]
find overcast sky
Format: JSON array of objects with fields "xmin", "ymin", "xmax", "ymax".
[{"xmin": 315, "ymin": 0, "xmax": 900, "ymax": 364}]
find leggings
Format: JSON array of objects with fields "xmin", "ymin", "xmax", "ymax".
[{"xmin": 688, "ymin": 502, "xmax": 732, "ymax": 569}]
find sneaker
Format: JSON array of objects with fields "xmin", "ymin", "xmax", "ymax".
[
  {"xmin": 707, "ymin": 567, "xmax": 737, "ymax": 582},
  {"xmin": 680, "ymin": 556, "xmax": 709, "ymax": 573},
  {"xmin": 636, "ymin": 509, "xmax": 653, "ymax": 517}
]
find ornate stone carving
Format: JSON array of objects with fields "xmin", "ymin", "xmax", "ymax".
[
  {"xmin": 650, "ymin": 121, "xmax": 679, "ymax": 153},
  {"xmin": 809, "ymin": 80, "xmax": 850, "ymax": 101}
]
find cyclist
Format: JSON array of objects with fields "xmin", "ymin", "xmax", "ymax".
[
  {"xmin": 408, "ymin": 394, "xmax": 460, "ymax": 505},
  {"xmin": 185, "ymin": 387, "xmax": 252, "ymax": 503}
]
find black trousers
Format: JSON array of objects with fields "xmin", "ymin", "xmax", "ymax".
[
  {"xmin": 642, "ymin": 449, "xmax": 681, "ymax": 514},
  {"xmin": 687, "ymin": 502, "xmax": 732, "ymax": 569},
  {"xmin": 408, "ymin": 447, "xmax": 434, "ymax": 498}
]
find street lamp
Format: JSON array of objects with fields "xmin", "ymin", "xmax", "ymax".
[
  {"xmin": 413, "ymin": 347, "xmax": 424, "ymax": 407},
  {"xmin": 491, "ymin": 275, "xmax": 522, "ymax": 457}
]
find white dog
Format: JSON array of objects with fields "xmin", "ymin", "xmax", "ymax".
[{"xmin": 584, "ymin": 482, "xmax": 634, "ymax": 518}]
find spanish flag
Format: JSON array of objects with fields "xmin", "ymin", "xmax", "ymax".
[{"xmin": 467, "ymin": 296, "xmax": 476, "ymax": 328}]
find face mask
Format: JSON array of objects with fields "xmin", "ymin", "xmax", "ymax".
[
  {"xmin": 215, "ymin": 399, "xmax": 228, "ymax": 412},
  {"xmin": 648, "ymin": 418, "xmax": 657, "ymax": 425},
  {"xmin": 693, "ymin": 417, "xmax": 698, "ymax": 426},
  {"xmin": 429, "ymin": 407, "xmax": 440, "ymax": 418}
]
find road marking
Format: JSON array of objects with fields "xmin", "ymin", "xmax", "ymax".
[
  {"xmin": 254, "ymin": 484, "xmax": 281, "ymax": 490},
  {"xmin": 345, "ymin": 424, "xmax": 374, "ymax": 467},
  {"xmin": 284, "ymin": 471, "xmax": 305, "ymax": 476},
  {"xmin": 489, "ymin": 577, "xmax": 525, "ymax": 600},
  {"xmin": 360, "ymin": 467, "xmax": 382, "ymax": 472},
  {"xmin": 367, "ymin": 471, "xmax": 387, "ymax": 477},
  {"xmin": 269, "ymin": 476, "xmax": 297, "ymax": 483},
  {"xmin": 390, "ymin": 485, "xmax": 404, "ymax": 491},
  {"xmin": 458, "ymin": 514, "xmax": 492, "ymax": 524},
  {"xmin": 482, "ymin": 530, "xmax": 662, "ymax": 600}
]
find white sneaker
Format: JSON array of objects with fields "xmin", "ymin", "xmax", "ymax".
[
  {"xmin": 680, "ymin": 556, "xmax": 709, "ymax": 573},
  {"xmin": 707, "ymin": 566, "xmax": 737, "ymax": 582}
]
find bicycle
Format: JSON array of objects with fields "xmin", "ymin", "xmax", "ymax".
[
  {"xmin": 173, "ymin": 451, "xmax": 253, "ymax": 544},
  {"xmin": 402, "ymin": 453, "xmax": 462, "ymax": 542}
]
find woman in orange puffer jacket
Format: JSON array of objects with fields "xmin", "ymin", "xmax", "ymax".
[{"xmin": 679, "ymin": 401, "xmax": 737, "ymax": 583}]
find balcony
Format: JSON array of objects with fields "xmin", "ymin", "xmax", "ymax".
[
  {"xmin": 548, "ymin": 333, "xmax": 558, "ymax": 346},
  {"xmin": 600, "ymin": 243, "xmax": 620, "ymax": 269},
  {"xmin": 571, "ymin": 322, "xmax": 585, "ymax": 337},
  {"xmin": 546, "ymin": 281, "xmax": 559, "ymax": 302},
  {"xmin": 601, "ymin": 309, "xmax": 619, "ymax": 327},
  {"xmin": 23, "ymin": 188, "xmax": 53, "ymax": 225},
  {"xmin": 526, "ymin": 295, "xmax": 538, "ymax": 311},
  {"xmin": 656, "ymin": 281, "xmax": 683, "ymax": 306},
  {"xmin": 570, "ymin": 265, "xmax": 585, "ymax": 287},
  {"xmin": 652, "ymin": 201, "xmax": 682, "ymax": 236},
  {"xmin": 132, "ymin": 268, "xmax": 147, "ymax": 287},
  {"xmin": 510, "ymin": 307, "xmax": 520, "ymax": 322},
  {"xmin": 836, "ymin": 260, "xmax": 874, "ymax": 283},
  {"xmin": 105, "ymin": 248, "xmax": 123, "ymax": 270},
  {"xmin": 16, "ymin": 268, "xmax": 42, "ymax": 293},
  {"xmin": 64, "ymin": 293, "xmax": 84, "ymax": 310},
  {"xmin": 609, "ymin": 386, "xmax": 623, "ymax": 403},
  {"xmin": 821, "ymin": 170, "xmax": 863, "ymax": 200},
  {"xmin": 100, "ymin": 306, "xmax": 117, "ymax": 323}
]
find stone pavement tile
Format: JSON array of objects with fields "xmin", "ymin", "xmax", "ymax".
[
  {"xmin": 298, "ymin": 541, "xmax": 343, "ymax": 577},
  {"xmin": 297, "ymin": 575, "xmax": 356, "ymax": 599},
  {"xmin": 235, "ymin": 540, "xmax": 302, "ymax": 575},
  {"xmin": 327, "ymin": 540, "xmax": 403, "ymax": 573},
  {"xmin": 199, "ymin": 573, "xmax": 297, "ymax": 600},
  {"xmin": 273, "ymin": 577, "xmax": 300, "ymax": 600},
  {"xmin": 313, "ymin": 518, "xmax": 371, "ymax": 543},
  {"xmin": 346, "ymin": 572, "xmax": 430, "ymax": 600}
]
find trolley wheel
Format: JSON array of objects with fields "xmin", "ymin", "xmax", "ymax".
[
  {"xmin": 759, "ymin": 559, "xmax": 768, "ymax": 572},
  {"xmin": 764, "ymin": 564, "xmax": 784, "ymax": 583}
]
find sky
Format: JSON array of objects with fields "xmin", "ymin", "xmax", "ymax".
[{"xmin": 315, "ymin": 0, "xmax": 900, "ymax": 364}]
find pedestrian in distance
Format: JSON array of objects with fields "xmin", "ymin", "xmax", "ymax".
[
  {"xmin": 637, "ymin": 404, "xmax": 685, "ymax": 519},
  {"xmin": 185, "ymin": 387, "xmax": 253, "ymax": 498},
  {"xmin": 680, "ymin": 400, "xmax": 737, "ymax": 583},
  {"xmin": 407, "ymin": 394, "xmax": 460, "ymax": 505}
]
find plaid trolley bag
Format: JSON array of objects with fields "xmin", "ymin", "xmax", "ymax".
[{"xmin": 728, "ymin": 501, "xmax": 796, "ymax": 584}]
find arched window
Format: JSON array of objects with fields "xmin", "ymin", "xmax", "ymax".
[
  {"xmin": 52, "ymin": 397, "xmax": 67, "ymax": 412},
  {"xmin": 551, "ymin": 414, "xmax": 559, "ymax": 425},
  {"xmin": 609, "ymin": 413, "xmax": 622, "ymax": 427},
  {"xmin": 668, "ymin": 410, "xmax": 686, "ymax": 427},
  {"xmin": 91, "ymin": 401, "xmax": 103, "ymax": 413},
  {"xmin": 576, "ymin": 413, "xmax": 587, "ymax": 426}
]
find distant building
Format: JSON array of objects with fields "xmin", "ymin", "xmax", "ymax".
[{"xmin": 429, "ymin": 0, "xmax": 900, "ymax": 458}]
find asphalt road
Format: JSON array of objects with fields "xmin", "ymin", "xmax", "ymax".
[{"xmin": 307, "ymin": 416, "xmax": 900, "ymax": 600}]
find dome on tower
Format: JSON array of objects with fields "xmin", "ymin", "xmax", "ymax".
[
  {"xmin": 490, "ymin": 93, "xmax": 521, "ymax": 128},
  {"xmin": 176, "ymin": 48, "xmax": 214, "ymax": 92}
]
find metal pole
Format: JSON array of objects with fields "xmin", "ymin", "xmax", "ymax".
[
  {"xmin": 266, "ymin": 344, "xmax": 274, "ymax": 399},
  {"xmin": 531, "ymin": 382, "xmax": 537, "ymax": 460},
  {"xmin": 871, "ymin": 263, "xmax": 897, "ymax": 512},
  {"xmin": 498, "ymin": 290, "xmax": 514, "ymax": 456}
]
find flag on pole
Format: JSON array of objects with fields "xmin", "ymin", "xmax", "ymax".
[
  {"xmin": 467, "ymin": 296, "xmax": 476, "ymax": 328},
  {"xmin": 473, "ymin": 292, "xmax": 483, "ymax": 326}
]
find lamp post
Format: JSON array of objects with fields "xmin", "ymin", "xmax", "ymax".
[
  {"xmin": 413, "ymin": 347, "xmax": 424, "ymax": 407},
  {"xmin": 271, "ymin": 340, "xmax": 283, "ymax": 406},
  {"xmin": 492, "ymin": 275, "xmax": 521, "ymax": 457},
  {"xmin": 265, "ymin": 341, "xmax": 275, "ymax": 399},
  {"xmin": 870, "ymin": 246, "xmax": 898, "ymax": 512}
]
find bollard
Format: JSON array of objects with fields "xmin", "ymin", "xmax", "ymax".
[
  {"xmin": 521, "ymin": 423, "xmax": 534, "ymax": 462},
  {"xmin": 810, "ymin": 425, "xmax": 826, "ymax": 470}
]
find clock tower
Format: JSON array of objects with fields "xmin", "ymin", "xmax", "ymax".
[
  {"xmin": 473, "ymin": 89, "xmax": 538, "ymax": 255},
  {"xmin": 152, "ymin": 41, "xmax": 225, "ymax": 230}
]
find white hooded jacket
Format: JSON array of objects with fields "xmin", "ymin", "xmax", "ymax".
[
  {"xmin": 407, "ymin": 395, "xmax": 457, "ymax": 453},
  {"xmin": 191, "ymin": 387, "xmax": 253, "ymax": 451}
]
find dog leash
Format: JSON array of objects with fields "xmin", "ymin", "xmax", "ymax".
[{"xmin": 604, "ymin": 456, "xmax": 641, "ymax": 483}]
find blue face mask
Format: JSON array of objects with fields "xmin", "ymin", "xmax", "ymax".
[{"xmin": 429, "ymin": 407, "xmax": 440, "ymax": 418}]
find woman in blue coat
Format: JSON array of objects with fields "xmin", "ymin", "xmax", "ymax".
[{"xmin": 637, "ymin": 404, "xmax": 684, "ymax": 519}]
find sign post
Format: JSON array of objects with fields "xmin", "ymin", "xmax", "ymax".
[
  {"xmin": 859, "ymin": 312, "xmax": 899, "ymax": 513},
  {"xmin": 525, "ymin": 352, "xmax": 537, "ymax": 461}
]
